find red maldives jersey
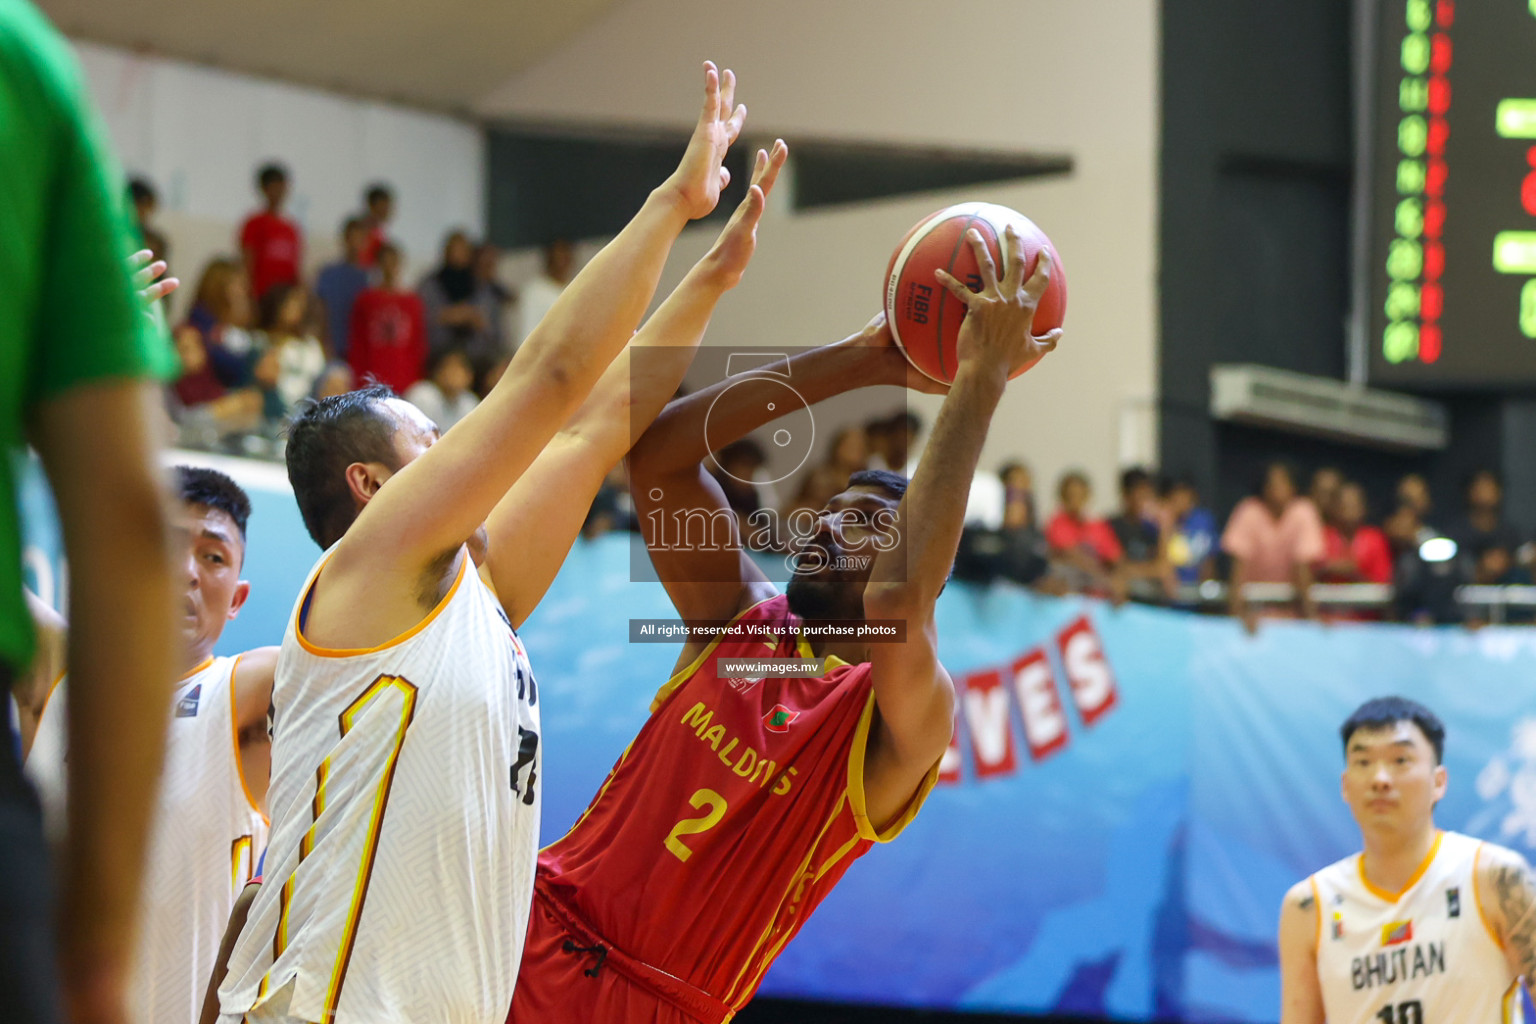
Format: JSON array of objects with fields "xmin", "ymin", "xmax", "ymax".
[
  {"xmin": 538, "ymin": 594, "xmax": 937, "ymax": 1011},
  {"xmin": 239, "ymin": 212, "xmax": 301, "ymax": 299}
]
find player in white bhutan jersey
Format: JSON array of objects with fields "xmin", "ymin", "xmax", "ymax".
[
  {"xmin": 214, "ymin": 62, "xmax": 785, "ymax": 1024},
  {"xmin": 1279, "ymin": 697, "xmax": 1536, "ymax": 1024},
  {"xmin": 15, "ymin": 465, "xmax": 277, "ymax": 1024}
]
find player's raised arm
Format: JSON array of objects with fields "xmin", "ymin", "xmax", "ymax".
[
  {"xmin": 485, "ymin": 142, "xmax": 787, "ymax": 627},
  {"xmin": 1277, "ymin": 880, "xmax": 1326, "ymax": 1024},
  {"xmin": 1476, "ymin": 843, "xmax": 1536, "ymax": 982},
  {"xmin": 324, "ymin": 63, "xmax": 746, "ymax": 588},
  {"xmin": 627, "ymin": 313, "xmax": 943, "ymax": 636},
  {"xmin": 860, "ymin": 226, "xmax": 1061, "ymax": 825}
]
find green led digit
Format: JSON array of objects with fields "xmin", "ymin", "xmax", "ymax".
[
  {"xmin": 1405, "ymin": 0, "xmax": 1431, "ymax": 30},
  {"xmin": 1384, "ymin": 283, "xmax": 1421, "ymax": 320},
  {"xmin": 1399, "ymin": 116, "xmax": 1428, "ymax": 157},
  {"xmin": 1399, "ymin": 79, "xmax": 1428, "ymax": 112},
  {"xmin": 1493, "ymin": 233, "xmax": 1536, "ymax": 275},
  {"xmin": 1495, "ymin": 100, "xmax": 1536, "ymax": 140},
  {"xmin": 1522, "ymin": 281, "xmax": 1536, "ymax": 339},
  {"xmin": 1401, "ymin": 34, "xmax": 1430, "ymax": 74},
  {"xmin": 1383, "ymin": 322, "xmax": 1419, "ymax": 363},
  {"xmin": 1387, "ymin": 239, "xmax": 1424, "ymax": 280},
  {"xmin": 1395, "ymin": 199, "xmax": 1424, "ymax": 238},
  {"xmin": 1397, "ymin": 160, "xmax": 1426, "ymax": 193}
]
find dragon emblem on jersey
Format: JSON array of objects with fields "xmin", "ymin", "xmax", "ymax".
[
  {"xmin": 763, "ymin": 704, "xmax": 800, "ymax": 733},
  {"xmin": 1381, "ymin": 920, "xmax": 1414, "ymax": 947}
]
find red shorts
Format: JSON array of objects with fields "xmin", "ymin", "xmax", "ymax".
[{"xmin": 507, "ymin": 874, "xmax": 732, "ymax": 1024}]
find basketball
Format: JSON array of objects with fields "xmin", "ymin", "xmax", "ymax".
[{"xmin": 884, "ymin": 201, "xmax": 1067, "ymax": 384}]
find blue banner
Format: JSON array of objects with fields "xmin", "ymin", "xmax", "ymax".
[{"xmin": 19, "ymin": 453, "xmax": 1536, "ymax": 1021}]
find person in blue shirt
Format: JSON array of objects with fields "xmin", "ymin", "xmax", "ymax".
[
  {"xmin": 1163, "ymin": 474, "xmax": 1217, "ymax": 601},
  {"xmin": 314, "ymin": 217, "xmax": 371, "ymax": 360}
]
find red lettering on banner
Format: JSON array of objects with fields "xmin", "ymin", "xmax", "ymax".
[
  {"xmin": 1010, "ymin": 649, "xmax": 1070, "ymax": 761},
  {"xmin": 938, "ymin": 725, "xmax": 962, "ymax": 785},
  {"xmin": 1057, "ymin": 616, "xmax": 1119, "ymax": 726},
  {"xmin": 961, "ymin": 669, "xmax": 1017, "ymax": 778}
]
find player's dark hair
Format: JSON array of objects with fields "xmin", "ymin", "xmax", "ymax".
[
  {"xmin": 286, "ymin": 385, "xmax": 402, "ymax": 549},
  {"xmin": 847, "ymin": 469, "xmax": 907, "ymax": 501},
  {"xmin": 1340, "ymin": 696, "xmax": 1446, "ymax": 764},
  {"xmin": 257, "ymin": 162, "xmax": 289, "ymax": 189},
  {"xmin": 128, "ymin": 176, "xmax": 157, "ymax": 207},
  {"xmin": 1120, "ymin": 466, "xmax": 1152, "ymax": 494},
  {"xmin": 365, "ymin": 183, "xmax": 394, "ymax": 206},
  {"xmin": 175, "ymin": 466, "xmax": 252, "ymax": 542}
]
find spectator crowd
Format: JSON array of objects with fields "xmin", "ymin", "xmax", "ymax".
[{"xmin": 140, "ymin": 163, "xmax": 575, "ymax": 455}]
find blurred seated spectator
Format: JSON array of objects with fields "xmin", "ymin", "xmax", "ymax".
[
  {"xmin": 419, "ymin": 231, "xmax": 489, "ymax": 358},
  {"xmin": 864, "ymin": 416, "xmax": 892, "ymax": 471},
  {"xmin": 1162, "ymin": 475, "xmax": 1218, "ymax": 599},
  {"xmin": 583, "ymin": 465, "xmax": 635, "ymax": 540},
  {"xmin": 1308, "ymin": 466, "xmax": 1343, "ymax": 524},
  {"xmin": 1467, "ymin": 544, "xmax": 1536, "ymax": 626},
  {"xmin": 473, "ymin": 242, "xmax": 514, "ymax": 368},
  {"xmin": 359, "ymin": 182, "xmax": 395, "ymax": 268},
  {"xmin": 519, "ymin": 239, "xmax": 575, "ymax": 343},
  {"xmin": 884, "ymin": 410, "xmax": 922, "ymax": 477},
  {"xmin": 1450, "ymin": 469, "xmax": 1528, "ymax": 564},
  {"xmin": 784, "ymin": 427, "xmax": 869, "ymax": 520},
  {"xmin": 253, "ymin": 284, "xmax": 326, "ymax": 422},
  {"xmin": 1222, "ymin": 460, "xmax": 1325, "ymax": 623},
  {"xmin": 965, "ymin": 460, "xmax": 1032, "ymax": 531},
  {"xmin": 955, "ymin": 463, "xmax": 1055, "ymax": 590},
  {"xmin": 1395, "ymin": 533, "xmax": 1474, "ymax": 626},
  {"xmin": 1396, "ymin": 472, "xmax": 1439, "ymax": 533},
  {"xmin": 178, "ymin": 258, "xmax": 255, "ymax": 388},
  {"xmin": 240, "ymin": 162, "xmax": 302, "ymax": 301},
  {"xmin": 710, "ymin": 440, "xmax": 780, "ymax": 548},
  {"xmin": 128, "ymin": 176, "xmax": 168, "ymax": 264},
  {"xmin": 1107, "ymin": 466, "xmax": 1169, "ymax": 604},
  {"xmin": 1045, "ymin": 470, "xmax": 1122, "ymax": 596},
  {"xmin": 404, "ymin": 348, "xmax": 480, "ymax": 432},
  {"xmin": 315, "ymin": 217, "xmax": 371, "ymax": 361},
  {"xmin": 348, "ymin": 242, "xmax": 427, "ymax": 394},
  {"xmin": 1318, "ymin": 482, "xmax": 1393, "ymax": 584}
]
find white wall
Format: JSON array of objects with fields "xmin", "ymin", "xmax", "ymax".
[
  {"xmin": 478, "ymin": 0, "xmax": 1160, "ymax": 514},
  {"xmin": 74, "ymin": 41, "xmax": 485, "ymax": 314}
]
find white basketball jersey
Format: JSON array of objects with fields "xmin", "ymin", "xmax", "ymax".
[
  {"xmin": 1313, "ymin": 831, "xmax": 1519, "ymax": 1024},
  {"xmin": 26, "ymin": 656, "xmax": 270, "ymax": 1024},
  {"xmin": 220, "ymin": 550, "xmax": 541, "ymax": 1024}
]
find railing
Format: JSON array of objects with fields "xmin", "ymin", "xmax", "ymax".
[{"xmin": 1167, "ymin": 581, "xmax": 1536, "ymax": 623}]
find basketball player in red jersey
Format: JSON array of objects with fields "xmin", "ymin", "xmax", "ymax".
[{"xmin": 508, "ymin": 227, "xmax": 1062, "ymax": 1023}]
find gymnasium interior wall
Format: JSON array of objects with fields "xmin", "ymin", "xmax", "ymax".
[
  {"xmin": 476, "ymin": 0, "xmax": 1161, "ymax": 515},
  {"xmin": 72, "ymin": 40, "xmax": 486, "ymax": 321}
]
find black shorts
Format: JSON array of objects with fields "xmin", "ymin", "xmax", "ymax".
[{"xmin": 0, "ymin": 663, "xmax": 62, "ymax": 1024}]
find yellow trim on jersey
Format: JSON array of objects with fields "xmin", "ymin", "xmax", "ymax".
[
  {"xmin": 232, "ymin": 835, "xmax": 254, "ymax": 893},
  {"xmin": 24, "ymin": 669, "xmax": 68, "ymax": 760},
  {"xmin": 229, "ymin": 654, "xmax": 270, "ymax": 826},
  {"xmin": 846, "ymin": 690, "xmax": 940, "ymax": 843},
  {"xmin": 1501, "ymin": 978, "xmax": 1523, "ymax": 1024},
  {"xmin": 178, "ymin": 657, "xmax": 217, "ymax": 682},
  {"xmin": 649, "ymin": 595, "xmax": 781, "ymax": 714},
  {"xmin": 293, "ymin": 552, "xmax": 467, "ymax": 659},
  {"xmin": 1358, "ymin": 830, "xmax": 1443, "ymax": 903},
  {"xmin": 1474, "ymin": 841, "xmax": 1509, "ymax": 951}
]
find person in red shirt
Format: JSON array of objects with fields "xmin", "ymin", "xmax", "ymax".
[
  {"xmin": 358, "ymin": 182, "xmax": 395, "ymax": 268},
  {"xmin": 239, "ymin": 163, "xmax": 302, "ymax": 301},
  {"xmin": 508, "ymin": 225, "xmax": 1063, "ymax": 1023},
  {"xmin": 1317, "ymin": 481, "xmax": 1393, "ymax": 622},
  {"xmin": 1044, "ymin": 470, "xmax": 1123, "ymax": 597},
  {"xmin": 347, "ymin": 242, "xmax": 427, "ymax": 393}
]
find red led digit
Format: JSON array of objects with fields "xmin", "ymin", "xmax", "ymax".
[
  {"xmin": 1435, "ymin": 0, "xmax": 1454, "ymax": 28},
  {"xmin": 1430, "ymin": 34, "xmax": 1452, "ymax": 73},
  {"xmin": 1419, "ymin": 323, "xmax": 1442, "ymax": 363},
  {"xmin": 1427, "ymin": 117, "xmax": 1449, "ymax": 156},
  {"xmin": 1427, "ymin": 77, "xmax": 1450, "ymax": 115},
  {"xmin": 1423, "ymin": 241, "xmax": 1445, "ymax": 282},
  {"xmin": 1421, "ymin": 283, "xmax": 1444, "ymax": 321},
  {"xmin": 1423, "ymin": 200, "xmax": 1446, "ymax": 239},
  {"xmin": 1425, "ymin": 158, "xmax": 1448, "ymax": 197}
]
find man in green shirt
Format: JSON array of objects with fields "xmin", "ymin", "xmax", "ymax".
[{"xmin": 0, "ymin": 2, "xmax": 182, "ymax": 1022}]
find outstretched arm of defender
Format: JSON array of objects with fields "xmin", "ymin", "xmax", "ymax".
[
  {"xmin": 484, "ymin": 142, "xmax": 787, "ymax": 626},
  {"xmin": 1278, "ymin": 881, "xmax": 1326, "ymax": 1024},
  {"xmin": 628, "ymin": 314, "xmax": 941, "ymax": 634},
  {"xmin": 1477, "ymin": 844, "xmax": 1536, "ymax": 982},
  {"xmin": 329, "ymin": 63, "xmax": 746, "ymax": 580},
  {"xmin": 861, "ymin": 227, "xmax": 1061, "ymax": 827}
]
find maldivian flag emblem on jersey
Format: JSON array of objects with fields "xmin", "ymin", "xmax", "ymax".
[
  {"xmin": 764, "ymin": 704, "xmax": 800, "ymax": 733},
  {"xmin": 1381, "ymin": 920, "xmax": 1414, "ymax": 947}
]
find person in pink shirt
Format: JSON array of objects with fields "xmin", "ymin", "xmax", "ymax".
[
  {"xmin": 1045, "ymin": 470, "xmax": 1123, "ymax": 596},
  {"xmin": 239, "ymin": 163, "xmax": 302, "ymax": 301},
  {"xmin": 1222, "ymin": 461, "xmax": 1325, "ymax": 623}
]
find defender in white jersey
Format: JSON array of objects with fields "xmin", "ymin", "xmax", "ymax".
[
  {"xmin": 1280, "ymin": 697, "xmax": 1536, "ymax": 1024},
  {"xmin": 16, "ymin": 466, "xmax": 278, "ymax": 1024},
  {"xmin": 216, "ymin": 62, "xmax": 785, "ymax": 1024}
]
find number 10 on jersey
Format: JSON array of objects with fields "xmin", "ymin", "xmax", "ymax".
[{"xmin": 1378, "ymin": 999, "xmax": 1424, "ymax": 1024}]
